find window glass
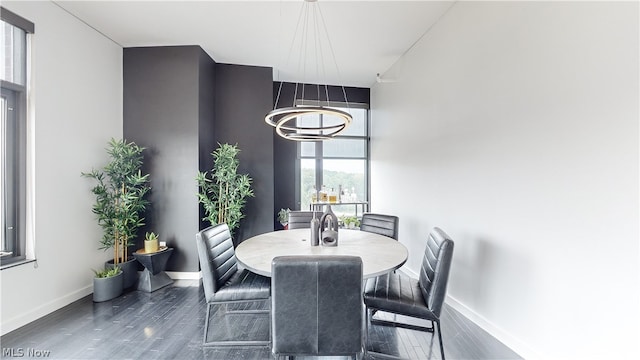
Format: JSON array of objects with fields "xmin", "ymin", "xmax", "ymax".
[
  {"xmin": 1, "ymin": 11, "xmax": 33, "ymax": 267},
  {"xmin": 1, "ymin": 96, "xmax": 6, "ymax": 254},
  {"xmin": 300, "ymin": 142, "xmax": 315, "ymax": 157},
  {"xmin": 300, "ymin": 159, "xmax": 316, "ymax": 210},
  {"xmin": 297, "ymin": 104, "xmax": 369, "ymax": 218},
  {"xmin": 322, "ymin": 159, "xmax": 366, "ymax": 203},
  {"xmin": 323, "ymin": 138, "xmax": 366, "ymax": 158},
  {"xmin": 339, "ymin": 107, "xmax": 366, "ymax": 137},
  {"xmin": 1, "ymin": 21, "xmax": 27, "ymax": 85}
]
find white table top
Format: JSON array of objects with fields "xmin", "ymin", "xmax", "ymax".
[{"xmin": 235, "ymin": 229, "xmax": 408, "ymax": 278}]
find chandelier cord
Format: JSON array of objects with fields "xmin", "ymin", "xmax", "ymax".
[
  {"xmin": 265, "ymin": 0, "xmax": 353, "ymax": 142},
  {"xmin": 317, "ymin": 4, "xmax": 350, "ymax": 108}
]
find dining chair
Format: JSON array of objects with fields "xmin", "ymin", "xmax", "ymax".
[
  {"xmin": 287, "ymin": 210, "xmax": 315, "ymax": 229},
  {"xmin": 195, "ymin": 223, "xmax": 271, "ymax": 346},
  {"xmin": 271, "ymin": 255, "xmax": 364, "ymax": 359},
  {"xmin": 363, "ymin": 227, "xmax": 454, "ymax": 359},
  {"xmin": 360, "ymin": 213, "xmax": 399, "ymax": 240}
]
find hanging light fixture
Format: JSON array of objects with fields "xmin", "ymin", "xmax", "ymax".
[{"xmin": 265, "ymin": 0, "xmax": 352, "ymax": 141}]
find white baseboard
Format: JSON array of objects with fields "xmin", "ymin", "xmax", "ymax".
[
  {"xmin": 1, "ymin": 285, "xmax": 93, "ymax": 336},
  {"xmin": 395, "ymin": 266, "xmax": 537, "ymax": 359},
  {"xmin": 165, "ymin": 271, "xmax": 201, "ymax": 280},
  {"xmin": 446, "ymin": 295, "xmax": 539, "ymax": 360}
]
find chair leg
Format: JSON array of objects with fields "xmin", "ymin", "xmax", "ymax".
[
  {"xmin": 435, "ymin": 320, "xmax": 445, "ymax": 360},
  {"xmin": 203, "ymin": 300, "xmax": 271, "ymax": 347},
  {"xmin": 203, "ymin": 303, "xmax": 212, "ymax": 345}
]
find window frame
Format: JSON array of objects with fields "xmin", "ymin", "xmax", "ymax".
[
  {"xmin": 1, "ymin": 7, "xmax": 33, "ymax": 268},
  {"xmin": 295, "ymin": 101, "xmax": 370, "ymax": 213}
]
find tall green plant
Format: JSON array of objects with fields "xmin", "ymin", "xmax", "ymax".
[
  {"xmin": 197, "ymin": 143, "xmax": 254, "ymax": 237},
  {"xmin": 82, "ymin": 138, "xmax": 150, "ymax": 265}
]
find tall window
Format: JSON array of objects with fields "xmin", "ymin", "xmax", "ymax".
[
  {"xmin": 1, "ymin": 8, "xmax": 33, "ymax": 267},
  {"xmin": 298, "ymin": 103, "xmax": 369, "ymax": 217}
]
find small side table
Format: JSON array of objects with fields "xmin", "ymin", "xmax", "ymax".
[{"xmin": 133, "ymin": 247, "xmax": 174, "ymax": 292}]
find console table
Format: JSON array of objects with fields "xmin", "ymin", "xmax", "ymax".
[{"xmin": 309, "ymin": 201, "xmax": 369, "ymax": 217}]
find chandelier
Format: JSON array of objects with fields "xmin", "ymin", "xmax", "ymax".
[{"xmin": 265, "ymin": 0, "xmax": 352, "ymax": 141}]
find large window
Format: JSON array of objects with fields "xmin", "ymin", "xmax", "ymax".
[
  {"xmin": 1, "ymin": 8, "xmax": 33, "ymax": 267},
  {"xmin": 298, "ymin": 103, "xmax": 369, "ymax": 217}
]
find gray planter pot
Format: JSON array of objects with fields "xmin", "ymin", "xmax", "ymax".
[
  {"xmin": 106, "ymin": 257, "xmax": 138, "ymax": 289},
  {"xmin": 93, "ymin": 271, "xmax": 123, "ymax": 302}
]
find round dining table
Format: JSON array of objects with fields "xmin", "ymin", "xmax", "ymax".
[{"xmin": 235, "ymin": 228, "xmax": 408, "ymax": 279}]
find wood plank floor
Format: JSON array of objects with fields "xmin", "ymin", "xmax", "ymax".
[{"xmin": 1, "ymin": 280, "xmax": 521, "ymax": 359}]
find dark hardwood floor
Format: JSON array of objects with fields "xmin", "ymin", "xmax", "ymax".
[{"xmin": 1, "ymin": 280, "xmax": 521, "ymax": 360}]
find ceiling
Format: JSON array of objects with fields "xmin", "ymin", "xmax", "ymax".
[{"xmin": 54, "ymin": 1, "xmax": 454, "ymax": 88}]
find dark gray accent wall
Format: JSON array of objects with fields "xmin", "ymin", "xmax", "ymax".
[
  {"xmin": 124, "ymin": 46, "xmax": 215, "ymax": 272},
  {"xmin": 214, "ymin": 64, "xmax": 274, "ymax": 244}
]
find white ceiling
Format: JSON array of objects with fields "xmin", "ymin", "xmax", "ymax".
[{"xmin": 54, "ymin": 1, "xmax": 454, "ymax": 88}]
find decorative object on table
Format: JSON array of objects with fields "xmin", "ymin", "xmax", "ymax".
[
  {"xmin": 310, "ymin": 211, "xmax": 320, "ymax": 246},
  {"xmin": 133, "ymin": 247, "xmax": 174, "ymax": 292},
  {"xmin": 82, "ymin": 138, "xmax": 151, "ymax": 290},
  {"xmin": 144, "ymin": 231, "xmax": 160, "ymax": 253},
  {"xmin": 319, "ymin": 205, "xmax": 339, "ymax": 247},
  {"xmin": 92, "ymin": 266, "xmax": 123, "ymax": 302},
  {"xmin": 197, "ymin": 143, "xmax": 254, "ymax": 238},
  {"xmin": 264, "ymin": 0, "xmax": 353, "ymax": 141},
  {"xmin": 277, "ymin": 208, "xmax": 290, "ymax": 230}
]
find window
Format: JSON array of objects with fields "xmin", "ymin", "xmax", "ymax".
[
  {"xmin": 1, "ymin": 8, "xmax": 33, "ymax": 267},
  {"xmin": 297, "ymin": 103, "xmax": 369, "ymax": 217}
]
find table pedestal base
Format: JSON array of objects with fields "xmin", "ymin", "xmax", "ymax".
[{"xmin": 137, "ymin": 270, "xmax": 173, "ymax": 292}]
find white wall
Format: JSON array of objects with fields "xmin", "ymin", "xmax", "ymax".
[
  {"xmin": 0, "ymin": 1, "xmax": 122, "ymax": 334},
  {"xmin": 371, "ymin": 2, "xmax": 638, "ymax": 359}
]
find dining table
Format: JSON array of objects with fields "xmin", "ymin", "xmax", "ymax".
[{"xmin": 235, "ymin": 228, "xmax": 408, "ymax": 279}]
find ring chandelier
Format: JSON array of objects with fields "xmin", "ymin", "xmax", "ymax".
[{"xmin": 265, "ymin": 0, "xmax": 352, "ymax": 141}]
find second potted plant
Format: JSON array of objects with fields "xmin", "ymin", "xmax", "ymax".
[{"xmin": 196, "ymin": 143, "xmax": 254, "ymax": 238}]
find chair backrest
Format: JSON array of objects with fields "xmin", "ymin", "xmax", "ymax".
[
  {"xmin": 288, "ymin": 211, "xmax": 315, "ymax": 229},
  {"xmin": 418, "ymin": 227, "xmax": 454, "ymax": 317},
  {"xmin": 271, "ymin": 255, "xmax": 363, "ymax": 357},
  {"xmin": 195, "ymin": 223, "xmax": 238, "ymax": 302},
  {"xmin": 360, "ymin": 213, "xmax": 399, "ymax": 240}
]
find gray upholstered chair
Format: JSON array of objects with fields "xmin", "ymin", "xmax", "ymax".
[
  {"xmin": 287, "ymin": 210, "xmax": 315, "ymax": 229},
  {"xmin": 360, "ymin": 213, "xmax": 399, "ymax": 240},
  {"xmin": 195, "ymin": 223, "xmax": 271, "ymax": 346},
  {"xmin": 271, "ymin": 255, "xmax": 364, "ymax": 359},
  {"xmin": 364, "ymin": 227, "xmax": 454, "ymax": 359}
]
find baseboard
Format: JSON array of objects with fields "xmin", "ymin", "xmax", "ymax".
[
  {"xmin": 446, "ymin": 295, "xmax": 539, "ymax": 360},
  {"xmin": 1, "ymin": 285, "xmax": 93, "ymax": 336},
  {"xmin": 397, "ymin": 267, "xmax": 537, "ymax": 359},
  {"xmin": 165, "ymin": 271, "xmax": 201, "ymax": 280},
  {"xmin": 2, "ymin": 272, "xmax": 201, "ymax": 335}
]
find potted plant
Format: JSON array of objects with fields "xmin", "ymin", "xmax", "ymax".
[
  {"xmin": 144, "ymin": 232, "xmax": 159, "ymax": 253},
  {"xmin": 196, "ymin": 143, "xmax": 254, "ymax": 238},
  {"xmin": 92, "ymin": 266, "xmax": 123, "ymax": 302},
  {"xmin": 278, "ymin": 208, "xmax": 290, "ymax": 230},
  {"xmin": 83, "ymin": 138, "xmax": 151, "ymax": 290},
  {"xmin": 340, "ymin": 215, "xmax": 360, "ymax": 229}
]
